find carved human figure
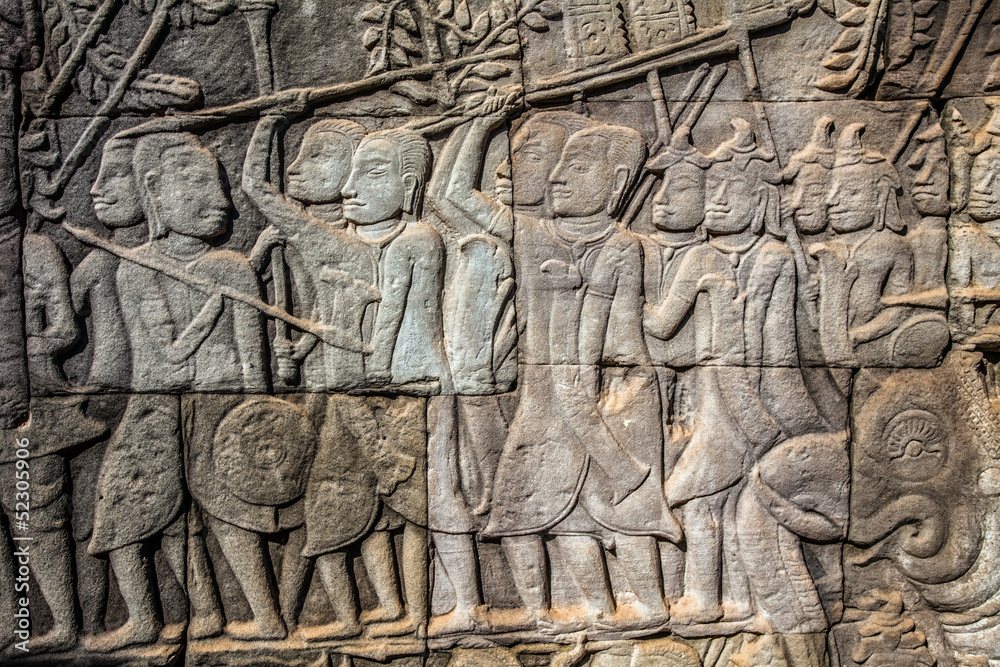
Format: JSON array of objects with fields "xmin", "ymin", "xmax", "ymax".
[
  {"xmin": 296, "ymin": 128, "xmax": 441, "ymax": 641},
  {"xmin": 645, "ymin": 118, "xmax": 828, "ymax": 624},
  {"xmin": 71, "ymin": 136, "xmax": 144, "ymax": 390},
  {"xmin": 948, "ymin": 102, "xmax": 1000, "ymax": 347},
  {"xmin": 486, "ymin": 121, "xmax": 681, "ymax": 634},
  {"xmin": 243, "ymin": 113, "xmax": 373, "ymax": 390},
  {"xmin": 89, "ymin": 132, "xmax": 267, "ymax": 650},
  {"xmin": 425, "ymin": 95, "xmax": 518, "ymax": 636},
  {"xmin": 904, "ymin": 124, "xmax": 949, "ymax": 305},
  {"xmin": 812, "ymin": 123, "xmax": 947, "ymax": 366},
  {"xmin": 782, "ymin": 116, "xmax": 836, "ymax": 237},
  {"xmin": 22, "ymin": 230, "xmax": 76, "ymax": 394}
]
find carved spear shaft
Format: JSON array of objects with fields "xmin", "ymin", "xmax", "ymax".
[{"xmin": 62, "ymin": 223, "xmax": 372, "ymax": 354}]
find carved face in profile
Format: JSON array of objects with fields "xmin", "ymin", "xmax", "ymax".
[
  {"xmin": 967, "ymin": 146, "xmax": 1000, "ymax": 222},
  {"xmin": 342, "ymin": 137, "xmax": 410, "ymax": 225},
  {"xmin": 511, "ymin": 121, "xmax": 565, "ymax": 207},
  {"xmin": 286, "ymin": 128, "xmax": 355, "ymax": 205},
  {"xmin": 826, "ymin": 164, "xmax": 880, "ymax": 233},
  {"xmin": 91, "ymin": 140, "xmax": 143, "ymax": 229},
  {"xmin": 704, "ymin": 162, "xmax": 758, "ymax": 235},
  {"xmin": 908, "ymin": 138, "xmax": 950, "ymax": 218},
  {"xmin": 549, "ymin": 134, "xmax": 618, "ymax": 218},
  {"xmin": 651, "ymin": 160, "xmax": 705, "ymax": 232},
  {"xmin": 145, "ymin": 142, "xmax": 229, "ymax": 239}
]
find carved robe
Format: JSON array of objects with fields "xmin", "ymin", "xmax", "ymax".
[{"xmin": 485, "ymin": 216, "xmax": 675, "ymax": 541}]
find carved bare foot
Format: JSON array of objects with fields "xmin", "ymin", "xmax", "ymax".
[
  {"xmin": 428, "ymin": 605, "xmax": 490, "ymax": 637},
  {"xmin": 360, "ymin": 604, "xmax": 404, "ymax": 625},
  {"xmin": 189, "ymin": 611, "xmax": 224, "ymax": 640},
  {"xmin": 366, "ymin": 613, "xmax": 421, "ymax": 638},
  {"xmin": 225, "ymin": 617, "xmax": 286, "ymax": 641},
  {"xmin": 299, "ymin": 620, "xmax": 363, "ymax": 642},
  {"xmin": 159, "ymin": 622, "xmax": 186, "ymax": 644},
  {"xmin": 538, "ymin": 608, "xmax": 590, "ymax": 636},
  {"xmin": 84, "ymin": 619, "xmax": 159, "ymax": 653},
  {"xmin": 596, "ymin": 599, "xmax": 669, "ymax": 632},
  {"xmin": 670, "ymin": 595, "xmax": 723, "ymax": 625},
  {"xmin": 29, "ymin": 625, "xmax": 78, "ymax": 654},
  {"xmin": 722, "ymin": 601, "xmax": 753, "ymax": 623}
]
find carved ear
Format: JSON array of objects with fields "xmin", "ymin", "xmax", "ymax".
[
  {"xmin": 402, "ymin": 174, "xmax": 419, "ymax": 215},
  {"xmin": 607, "ymin": 166, "xmax": 630, "ymax": 217},
  {"xmin": 143, "ymin": 170, "xmax": 167, "ymax": 239}
]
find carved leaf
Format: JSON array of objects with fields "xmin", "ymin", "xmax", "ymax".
[
  {"xmin": 362, "ymin": 26, "xmax": 381, "ymax": 50},
  {"xmin": 912, "ymin": 32, "xmax": 934, "ymax": 47},
  {"xmin": 831, "ymin": 27, "xmax": 862, "ymax": 52},
  {"xmin": 123, "ymin": 71, "xmax": 202, "ymax": 112},
  {"xmin": 913, "ymin": 17, "xmax": 933, "ymax": 33},
  {"xmin": 367, "ymin": 46, "xmax": 388, "ymax": 75},
  {"xmin": 522, "ymin": 11, "xmax": 549, "ymax": 32},
  {"xmin": 389, "ymin": 45, "xmax": 411, "ymax": 67},
  {"xmin": 360, "ymin": 4, "xmax": 385, "ymax": 22},
  {"xmin": 444, "ymin": 29, "xmax": 462, "ymax": 57},
  {"xmin": 458, "ymin": 77, "xmax": 489, "ymax": 93},
  {"xmin": 817, "ymin": 0, "xmax": 836, "ymax": 15},
  {"xmin": 470, "ymin": 62, "xmax": 511, "ymax": 79},
  {"xmin": 497, "ymin": 27, "xmax": 519, "ymax": 44},
  {"xmin": 489, "ymin": 1, "xmax": 506, "ymax": 25},
  {"xmin": 390, "ymin": 80, "xmax": 438, "ymax": 104},
  {"xmin": 535, "ymin": 0, "xmax": 562, "ymax": 19},
  {"xmin": 913, "ymin": 0, "xmax": 938, "ymax": 16},
  {"xmin": 470, "ymin": 11, "xmax": 491, "ymax": 40},
  {"xmin": 822, "ymin": 52, "xmax": 857, "ymax": 70},
  {"xmin": 392, "ymin": 27, "xmax": 422, "ymax": 55},
  {"xmin": 395, "ymin": 7, "xmax": 420, "ymax": 34},
  {"xmin": 815, "ymin": 71, "xmax": 858, "ymax": 91},
  {"xmin": 839, "ymin": 7, "xmax": 868, "ymax": 26},
  {"xmin": 455, "ymin": 0, "xmax": 472, "ymax": 29},
  {"xmin": 436, "ymin": 0, "xmax": 453, "ymax": 18}
]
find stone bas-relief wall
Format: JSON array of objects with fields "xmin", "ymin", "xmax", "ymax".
[{"xmin": 2, "ymin": 0, "xmax": 1000, "ymax": 665}]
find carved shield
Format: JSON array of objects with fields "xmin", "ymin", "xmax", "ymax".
[{"xmin": 213, "ymin": 397, "xmax": 316, "ymax": 506}]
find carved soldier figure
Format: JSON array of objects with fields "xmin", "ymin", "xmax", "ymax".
[
  {"xmin": 89, "ymin": 132, "xmax": 268, "ymax": 650},
  {"xmin": 298, "ymin": 128, "xmax": 440, "ymax": 641},
  {"xmin": 646, "ymin": 118, "xmax": 826, "ymax": 624},
  {"xmin": 425, "ymin": 93, "xmax": 518, "ymax": 636},
  {"xmin": 812, "ymin": 123, "xmax": 947, "ymax": 366},
  {"xmin": 487, "ymin": 120, "xmax": 681, "ymax": 633},
  {"xmin": 949, "ymin": 102, "xmax": 1000, "ymax": 348},
  {"xmin": 783, "ymin": 116, "xmax": 836, "ymax": 237}
]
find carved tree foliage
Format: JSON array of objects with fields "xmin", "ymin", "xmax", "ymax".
[{"xmin": 816, "ymin": 0, "xmax": 887, "ymax": 95}]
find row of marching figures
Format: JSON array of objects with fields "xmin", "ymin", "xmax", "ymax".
[
  {"xmin": 23, "ymin": 96, "xmax": 954, "ymax": 405},
  {"xmin": 5, "ymin": 88, "xmax": 961, "ymax": 662}
]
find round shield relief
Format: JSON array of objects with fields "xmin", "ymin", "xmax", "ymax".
[{"xmin": 214, "ymin": 397, "xmax": 316, "ymax": 506}]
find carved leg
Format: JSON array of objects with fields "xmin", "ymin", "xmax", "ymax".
[
  {"xmin": 159, "ymin": 516, "xmax": 188, "ymax": 643},
  {"xmin": 659, "ymin": 538, "xmax": 685, "ymax": 604},
  {"xmin": 85, "ymin": 543, "xmax": 160, "ymax": 652},
  {"xmin": 359, "ymin": 530, "xmax": 404, "ymax": 625},
  {"xmin": 301, "ymin": 551, "xmax": 361, "ymax": 642},
  {"xmin": 722, "ymin": 490, "xmax": 752, "ymax": 621},
  {"xmin": 429, "ymin": 532, "xmax": 487, "ymax": 636},
  {"xmin": 552, "ymin": 534, "xmax": 615, "ymax": 629},
  {"xmin": 29, "ymin": 527, "xmax": 78, "ymax": 653},
  {"xmin": 609, "ymin": 534, "xmax": 669, "ymax": 631},
  {"xmin": 368, "ymin": 522, "xmax": 428, "ymax": 638},
  {"xmin": 76, "ymin": 544, "xmax": 108, "ymax": 636},
  {"xmin": 674, "ymin": 495, "xmax": 724, "ymax": 624},
  {"xmin": 500, "ymin": 535, "xmax": 550, "ymax": 630},
  {"xmin": 209, "ymin": 516, "xmax": 285, "ymax": 641},
  {"xmin": 187, "ymin": 509, "xmax": 223, "ymax": 640},
  {"xmin": 279, "ymin": 526, "xmax": 312, "ymax": 634}
]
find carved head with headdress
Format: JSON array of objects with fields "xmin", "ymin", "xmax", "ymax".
[
  {"xmin": 646, "ymin": 125, "xmax": 712, "ymax": 232},
  {"xmin": 133, "ymin": 132, "xmax": 230, "ymax": 241},
  {"xmin": 703, "ymin": 118, "xmax": 781, "ymax": 237},
  {"xmin": 783, "ymin": 116, "xmax": 836, "ymax": 235},
  {"xmin": 825, "ymin": 123, "xmax": 904, "ymax": 234}
]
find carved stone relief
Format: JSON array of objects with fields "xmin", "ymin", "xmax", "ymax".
[{"xmin": 1, "ymin": 1, "xmax": 1000, "ymax": 666}]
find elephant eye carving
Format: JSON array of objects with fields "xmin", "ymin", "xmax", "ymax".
[{"xmin": 883, "ymin": 409, "xmax": 946, "ymax": 481}]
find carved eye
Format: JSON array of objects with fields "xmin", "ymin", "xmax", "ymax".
[{"xmin": 883, "ymin": 409, "xmax": 946, "ymax": 481}]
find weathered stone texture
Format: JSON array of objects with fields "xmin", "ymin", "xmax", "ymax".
[{"xmin": 3, "ymin": 1, "xmax": 1000, "ymax": 666}]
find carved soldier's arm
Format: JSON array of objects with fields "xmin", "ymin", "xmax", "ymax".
[
  {"xmin": 427, "ymin": 114, "xmax": 510, "ymax": 241},
  {"xmin": 849, "ymin": 255, "xmax": 913, "ymax": 345},
  {"xmin": 140, "ymin": 290, "xmax": 223, "ymax": 365},
  {"xmin": 643, "ymin": 251, "xmax": 701, "ymax": 340},
  {"xmin": 243, "ymin": 115, "xmax": 310, "ymax": 239},
  {"xmin": 366, "ymin": 240, "xmax": 416, "ymax": 382},
  {"xmin": 27, "ymin": 253, "xmax": 78, "ymax": 356},
  {"xmin": 745, "ymin": 245, "xmax": 797, "ymax": 366}
]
